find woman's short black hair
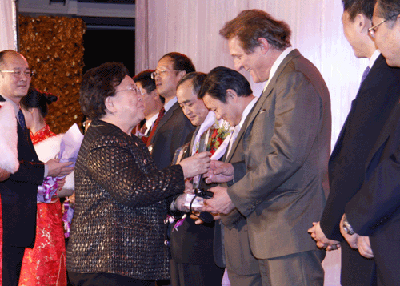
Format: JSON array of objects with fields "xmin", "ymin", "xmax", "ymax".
[{"xmin": 79, "ymin": 62, "xmax": 129, "ymax": 120}]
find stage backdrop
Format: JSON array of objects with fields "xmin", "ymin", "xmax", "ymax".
[
  {"xmin": 0, "ymin": 0, "xmax": 17, "ymax": 51},
  {"xmin": 135, "ymin": 1, "xmax": 360, "ymax": 285}
]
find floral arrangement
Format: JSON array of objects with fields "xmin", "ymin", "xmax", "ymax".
[{"xmin": 207, "ymin": 118, "xmax": 230, "ymax": 155}]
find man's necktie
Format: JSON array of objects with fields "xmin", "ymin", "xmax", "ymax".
[
  {"xmin": 139, "ymin": 122, "xmax": 149, "ymax": 145},
  {"xmin": 18, "ymin": 109, "xmax": 27, "ymax": 132},
  {"xmin": 146, "ymin": 107, "xmax": 165, "ymax": 147}
]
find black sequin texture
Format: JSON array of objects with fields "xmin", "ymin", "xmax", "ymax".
[{"xmin": 66, "ymin": 119, "xmax": 184, "ymax": 280}]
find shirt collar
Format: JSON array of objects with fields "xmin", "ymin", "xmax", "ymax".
[
  {"xmin": 235, "ymin": 96, "xmax": 259, "ymax": 131},
  {"xmin": 263, "ymin": 47, "xmax": 295, "ymax": 92},
  {"xmin": 0, "ymin": 95, "xmax": 19, "ymax": 117},
  {"xmin": 369, "ymin": 50, "xmax": 381, "ymax": 68},
  {"xmin": 144, "ymin": 113, "xmax": 159, "ymax": 134},
  {"xmin": 164, "ymin": 96, "xmax": 178, "ymax": 112}
]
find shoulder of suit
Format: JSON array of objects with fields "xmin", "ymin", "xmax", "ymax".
[{"xmin": 371, "ymin": 54, "xmax": 400, "ymax": 77}]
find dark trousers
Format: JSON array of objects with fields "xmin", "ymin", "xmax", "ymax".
[
  {"xmin": 2, "ymin": 245, "xmax": 25, "ymax": 286},
  {"xmin": 69, "ymin": 272, "xmax": 155, "ymax": 286},
  {"xmin": 341, "ymin": 242, "xmax": 376, "ymax": 286},
  {"xmin": 170, "ymin": 259, "xmax": 225, "ymax": 286}
]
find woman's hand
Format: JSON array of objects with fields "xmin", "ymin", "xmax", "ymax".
[{"xmin": 179, "ymin": 152, "xmax": 211, "ymax": 179}]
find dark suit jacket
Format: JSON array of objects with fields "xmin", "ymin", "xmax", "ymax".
[
  {"xmin": 320, "ymin": 54, "xmax": 400, "ymax": 286},
  {"xmin": 320, "ymin": 55, "xmax": 400, "ymax": 240},
  {"xmin": 345, "ymin": 104, "xmax": 400, "ymax": 285},
  {"xmin": 149, "ymin": 101, "xmax": 195, "ymax": 170},
  {"xmin": 0, "ymin": 95, "xmax": 44, "ymax": 248},
  {"xmin": 169, "ymin": 127, "xmax": 223, "ymax": 267},
  {"xmin": 223, "ymin": 49, "xmax": 331, "ymax": 260}
]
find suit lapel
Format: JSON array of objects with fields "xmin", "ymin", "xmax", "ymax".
[
  {"xmin": 365, "ymin": 104, "xmax": 400, "ymax": 165},
  {"xmin": 189, "ymin": 126, "xmax": 200, "ymax": 154},
  {"xmin": 226, "ymin": 49, "xmax": 300, "ymax": 162},
  {"xmin": 152, "ymin": 102, "xmax": 178, "ymax": 139}
]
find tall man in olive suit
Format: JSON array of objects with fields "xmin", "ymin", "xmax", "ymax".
[{"xmin": 202, "ymin": 10, "xmax": 331, "ymax": 286}]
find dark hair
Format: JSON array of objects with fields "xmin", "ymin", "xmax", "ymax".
[
  {"xmin": 198, "ymin": 66, "xmax": 252, "ymax": 103},
  {"xmin": 177, "ymin": 72, "xmax": 207, "ymax": 97},
  {"xmin": 20, "ymin": 88, "xmax": 58, "ymax": 118},
  {"xmin": 160, "ymin": 52, "xmax": 195, "ymax": 74},
  {"xmin": 79, "ymin": 62, "xmax": 129, "ymax": 120},
  {"xmin": 133, "ymin": 69, "xmax": 165, "ymax": 104},
  {"xmin": 376, "ymin": 0, "xmax": 400, "ymax": 25},
  {"xmin": 219, "ymin": 10, "xmax": 291, "ymax": 53},
  {"xmin": 342, "ymin": 0, "xmax": 376, "ymax": 20},
  {"xmin": 133, "ymin": 70, "xmax": 156, "ymax": 94}
]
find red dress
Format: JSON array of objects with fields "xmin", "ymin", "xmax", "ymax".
[{"xmin": 17, "ymin": 125, "xmax": 67, "ymax": 286}]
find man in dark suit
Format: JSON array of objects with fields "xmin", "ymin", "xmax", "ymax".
[
  {"xmin": 149, "ymin": 52, "xmax": 196, "ymax": 171},
  {"xmin": 149, "ymin": 52, "xmax": 196, "ymax": 286},
  {"xmin": 202, "ymin": 10, "xmax": 331, "ymax": 286},
  {"xmin": 133, "ymin": 70, "xmax": 164, "ymax": 145},
  {"xmin": 338, "ymin": 0, "xmax": 400, "ymax": 285},
  {"xmin": 0, "ymin": 50, "xmax": 73, "ymax": 285},
  {"xmin": 169, "ymin": 72, "xmax": 226, "ymax": 286},
  {"xmin": 309, "ymin": 1, "xmax": 400, "ymax": 285}
]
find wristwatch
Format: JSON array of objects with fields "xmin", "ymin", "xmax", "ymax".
[{"xmin": 342, "ymin": 214, "xmax": 355, "ymax": 235}]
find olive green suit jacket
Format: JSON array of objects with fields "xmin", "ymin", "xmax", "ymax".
[{"xmin": 222, "ymin": 49, "xmax": 331, "ymax": 261}]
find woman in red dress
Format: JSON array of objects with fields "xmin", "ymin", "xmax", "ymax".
[{"xmin": 17, "ymin": 89, "xmax": 67, "ymax": 286}]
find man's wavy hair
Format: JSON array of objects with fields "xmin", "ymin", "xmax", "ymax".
[
  {"xmin": 219, "ymin": 9, "xmax": 291, "ymax": 53},
  {"xmin": 79, "ymin": 62, "xmax": 129, "ymax": 120}
]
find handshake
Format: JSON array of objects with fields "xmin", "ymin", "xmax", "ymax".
[{"xmin": 174, "ymin": 158, "xmax": 237, "ymax": 224}]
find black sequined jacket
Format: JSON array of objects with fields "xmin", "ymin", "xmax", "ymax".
[{"xmin": 66, "ymin": 119, "xmax": 185, "ymax": 280}]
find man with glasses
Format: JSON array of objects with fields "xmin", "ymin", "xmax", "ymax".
[
  {"xmin": 133, "ymin": 70, "xmax": 164, "ymax": 145},
  {"xmin": 336, "ymin": 0, "xmax": 400, "ymax": 284},
  {"xmin": 149, "ymin": 52, "xmax": 196, "ymax": 170},
  {"xmin": 0, "ymin": 50, "xmax": 73, "ymax": 285},
  {"xmin": 308, "ymin": 1, "xmax": 400, "ymax": 285}
]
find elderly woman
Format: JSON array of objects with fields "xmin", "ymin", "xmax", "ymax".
[{"xmin": 66, "ymin": 62, "xmax": 209, "ymax": 286}]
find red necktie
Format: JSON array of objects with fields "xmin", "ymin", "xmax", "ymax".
[
  {"xmin": 146, "ymin": 107, "xmax": 165, "ymax": 147},
  {"xmin": 139, "ymin": 123, "xmax": 148, "ymax": 145}
]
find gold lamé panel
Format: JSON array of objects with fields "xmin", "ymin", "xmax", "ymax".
[{"xmin": 19, "ymin": 15, "xmax": 86, "ymax": 134}]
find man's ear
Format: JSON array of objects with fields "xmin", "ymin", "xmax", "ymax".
[
  {"xmin": 257, "ymin": 38, "xmax": 270, "ymax": 54},
  {"xmin": 354, "ymin": 13, "xmax": 370, "ymax": 34},
  {"xmin": 177, "ymin": 70, "xmax": 187, "ymax": 81},
  {"xmin": 226, "ymin": 89, "xmax": 238, "ymax": 102}
]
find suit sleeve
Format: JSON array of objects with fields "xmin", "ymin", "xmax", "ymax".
[
  {"xmin": 345, "ymin": 122, "xmax": 400, "ymax": 236},
  {"xmin": 227, "ymin": 71, "xmax": 322, "ymax": 217},
  {"xmin": 7, "ymin": 160, "xmax": 45, "ymax": 185}
]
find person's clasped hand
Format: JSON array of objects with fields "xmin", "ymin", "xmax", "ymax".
[
  {"xmin": 308, "ymin": 221, "xmax": 341, "ymax": 251},
  {"xmin": 203, "ymin": 160, "xmax": 234, "ymax": 184},
  {"xmin": 179, "ymin": 151, "xmax": 211, "ymax": 178}
]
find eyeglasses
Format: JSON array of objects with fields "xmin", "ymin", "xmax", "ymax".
[
  {"xmin": 369, "ymin": 14, "xmax": 398, "ymax": 38},
  {"xmin": 0, "ymin": 69, "xmax": 35, "ymax": 77},
  {"xmin": 115, "ymin": 85, "xmax": 143, "ymax": 95},
  {"xmin": 150, "ymin": 69, "xmax": 182, "ymax": 79}
]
